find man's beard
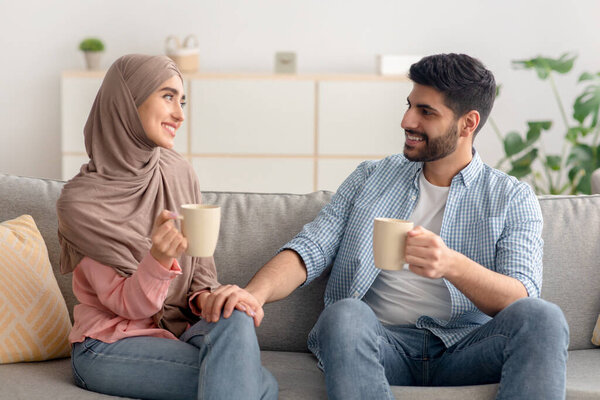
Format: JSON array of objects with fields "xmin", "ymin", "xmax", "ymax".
[{"xmin": 403, "ymin": 123, "xmax": 459, "ymax": 162}]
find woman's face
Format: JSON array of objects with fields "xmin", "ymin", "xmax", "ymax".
[{"xmin": 137, "ymin": 75, "xmax": 186, "ymax": 149}]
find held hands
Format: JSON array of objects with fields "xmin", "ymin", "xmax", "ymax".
[
  {"xmin": 200, "ymin": 285, "xmax": 264, "ymax": 327},
  {"xmin": 150, "ymin": 210, "xmax": 188, "ymax": 269},
  {"xmin": 404, "ymin": 226, "xmax": 460, "ymax": 279}
]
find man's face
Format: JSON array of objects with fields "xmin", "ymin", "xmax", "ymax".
[{"xmin": 401, "ymin": 84, "xmax": 460, "ymax": 162}]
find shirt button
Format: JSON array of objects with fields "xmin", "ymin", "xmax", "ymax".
[
  {"xmin": 411, "ymin": 195, "xmax": 416, "ymax": 200},
  {"xmin": 353, "ymin": 291, "xmax": 360, "ymax": 298}
]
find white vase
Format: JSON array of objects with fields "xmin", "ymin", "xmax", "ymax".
[{"xmin": 83, "ymin": 51, "xmax": 102, "ymax": 70}]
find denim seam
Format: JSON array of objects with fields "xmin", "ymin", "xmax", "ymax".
[
  {"xmin": 495, "ymin": 334, "xmax": 514, "ymax": 399},
  {"xmin": 374, "ymin": 337, "xmax": 395, "ymax": 400},
  {"xmin": 83, "ymin": 345, "xmax": 201, "ymax": 370},
  {"xmin": 447, "ymin": 333, "xmax": 511, "ymax": 355},
  {"xmin": 82, "ymin": 338, "xmax": 100, "ymax": 350},
  {"xmin": 422, "ymin": 331, "xmax": 430, "ymax": 386},
  {"xmin": 71, "ymin": 353, "xmax": 88, "ymax": 389},
  {"xmin": 377, "ymin": 332, "xmax": 413, "ymax": 395},
  {"xmin": 198, "ymin": 331, "xmax": 213, "ymax": 399}
]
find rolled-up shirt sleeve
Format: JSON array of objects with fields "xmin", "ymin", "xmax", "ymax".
[
  {"xmin": 495, "ymin": 183, "xmax": 544, "ymax": 297},
  {"xmin": 280, "ymin": 161, "xmax": 375, "ymax": 286}
]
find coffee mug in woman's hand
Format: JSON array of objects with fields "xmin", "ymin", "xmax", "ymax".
[{"xmin": 177, "ymin": 204, "xmax": 221, "ymax": 257}]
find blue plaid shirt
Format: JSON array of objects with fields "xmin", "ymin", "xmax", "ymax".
[{"xmin": 282, "ymin": 151, "xmax": 543, "ymax": 348}]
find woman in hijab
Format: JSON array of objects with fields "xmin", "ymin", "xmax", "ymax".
[{"xmin": 57, "ymin": 54, "xmax": 277, "ymax": 400}]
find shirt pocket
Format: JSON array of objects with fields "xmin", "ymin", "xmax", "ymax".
[{"xmin": 461, "ymin": 217, "xmax": 505, "ymax": 270}]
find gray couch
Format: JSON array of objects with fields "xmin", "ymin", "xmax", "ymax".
[{"xmin": 1, "ymin": 172, "xmax": 599, "ymax": 400}]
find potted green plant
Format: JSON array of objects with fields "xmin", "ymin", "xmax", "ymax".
[
  {"xmin": 492, "ymin": 53, "xmax": 600, "ymax": 194},
  {"xmin": 79, "ymin": 38, "xmax": 105, "ymax": 70}
]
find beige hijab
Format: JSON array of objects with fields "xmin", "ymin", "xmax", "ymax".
[{"xmin": 57, "ymin": 54, "xmax": 219, "ymax": 336}]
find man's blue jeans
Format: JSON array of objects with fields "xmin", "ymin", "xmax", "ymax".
[
  {"xmin": 310, "ymin": 297, "xmax": 569, "ymax": 400},
  {"xmin": 71, "ymin": 311, "xmax": 278, "ymax": 400}
]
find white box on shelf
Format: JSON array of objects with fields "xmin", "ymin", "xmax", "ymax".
[{"xmin": 376, "ymin": 55, "xmax": 422, "ymax": 76}]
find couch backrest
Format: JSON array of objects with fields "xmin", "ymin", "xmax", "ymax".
[
  {"xmin": 1, "ymin": 173, "xmax": 599, "ymax": 352},
  {"xmin": 0, "ymin": 174, "xmax": 332, "ymax": 352},
  {"xmin": 201, "ymin": 191, "xmax": 331, "ymax": 352},
  {"xmin": 537, "ymin": 195, "xmax": 600, "ymax": 350}
]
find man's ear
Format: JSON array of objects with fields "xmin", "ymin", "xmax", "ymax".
[{"xmin": 460, "ymin": 110, "xmax": 480, "ymax": 138}]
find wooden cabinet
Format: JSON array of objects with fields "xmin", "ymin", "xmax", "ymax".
[
  {"xmin": 61, "ymin": 71, "xmax": 410, "ymax": 193},
  {"xmin": 190, "ymin": 79, "xmax": 315, "ymax": 155},
  {"xmin": 318, "ymin": 81, "xmax": 409, "ymax": 155}
]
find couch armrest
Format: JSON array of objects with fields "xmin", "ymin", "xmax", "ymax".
[{"xmin": 592, "ymin": 169, "xmax": 600, "ymax": 195}]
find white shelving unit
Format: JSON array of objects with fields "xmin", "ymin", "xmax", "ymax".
[{"xmin": 61, "ymin": 71, "xmax": 411, "ymax": 193}]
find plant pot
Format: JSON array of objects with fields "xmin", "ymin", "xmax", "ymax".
[{"xmin": 83, "ymin": 51, "xmax": 102, "ymax": 70}]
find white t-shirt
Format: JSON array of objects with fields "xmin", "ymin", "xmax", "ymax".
[{"xmin": 363, "ymin": 171, "xmax": 452, "ymax": 325}]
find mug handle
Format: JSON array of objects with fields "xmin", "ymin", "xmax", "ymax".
[{"xmin": 173, "ymin": 214, "xmax": 184, "ymax": 234}]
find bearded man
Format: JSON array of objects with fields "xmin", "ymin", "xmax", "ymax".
[{"xmin": 202, "ymin": 53, "xmax": 569, "ymax": 400}]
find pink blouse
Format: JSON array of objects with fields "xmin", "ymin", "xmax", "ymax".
[{"xmin": 69, "ymin": 253, "xmax": 204, "ymax": 344}]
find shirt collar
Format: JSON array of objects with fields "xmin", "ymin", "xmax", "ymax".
[
  {"xmin": 409, "ymin": 148, "xmax": 483, "ymax": 189},
  {"xmin": 456, "ymin": 148, "xmax": 483, "ymax": 188}
]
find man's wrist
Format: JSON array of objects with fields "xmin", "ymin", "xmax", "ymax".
[
  {"xmin": 444, "ymin": 249, "xmax": 468, "ymax": 281},
  {"xmin": 246, "ymin": 285, "xmax": 267, "ymax": 307}
]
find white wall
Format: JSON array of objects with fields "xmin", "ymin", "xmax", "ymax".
[{"xmin": 1, "ymin": 0, "xmax": 599, "ymax": 180}]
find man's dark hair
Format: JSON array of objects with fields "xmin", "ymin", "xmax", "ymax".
[{"xmin": 408, "ymin": 53, "xmax": 496, "ymax": 137}]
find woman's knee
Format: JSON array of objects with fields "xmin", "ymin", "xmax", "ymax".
[{"xmin": 215, "ymin": 310, "xmax": 259, "ymax": 346}]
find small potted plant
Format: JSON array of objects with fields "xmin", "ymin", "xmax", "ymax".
[{"xmin": 79, "ymin": 38, "xmax": 105, "ymax": 70}]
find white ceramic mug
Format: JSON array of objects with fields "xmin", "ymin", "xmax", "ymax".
[
  {"xmin": 372, "ymin": 218, "xmax": 414, "ymax": 270},
  {"xmin": 178, "ymin": 204, "xmax": 221, "ymax": 257}
]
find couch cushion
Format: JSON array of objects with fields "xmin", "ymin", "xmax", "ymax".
[
  {"xmin": 538, "ymin": 195, "xmax": 600, "ymax": 350},
  {"xmin": 565, "ymin": 349, "xmax": 600, "ymax": 398},
  {"xmin": 0, "ymin": 215, "xmax": 71, "ymax": 363},
  {"xmin": 262, "ymin": 351, "xmax": 499, "ymax": 400},
  {"xmin": 1, "ymin": 349, "xmax": 599, "ymax": 399},
  {"xmin": 0, "ymin": 358, "xmax": 122, "ymax": 399},
  {"xmin": 0, "ymin": 352, "xmax": 499, "ymax": 400},
  {"xmin": 264, "ymin": 350, "xmax": 600, "ymax": 400}
]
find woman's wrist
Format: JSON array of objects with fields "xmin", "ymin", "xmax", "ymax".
[
  {"xmin": 195, "ymin": 290, "xmax": 211, "ymax": 312},
  {"xmin": 149, "ymin": 246, "xmax": 174, "ymax": 269}
]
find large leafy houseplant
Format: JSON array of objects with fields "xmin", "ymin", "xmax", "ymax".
[{"xmin": 492, "ymin": 53, "xmax": 600, "ymax": 194}]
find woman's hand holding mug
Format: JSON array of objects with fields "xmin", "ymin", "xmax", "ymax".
[{"xmin": 150, "ymin": 210, "xmax": 188, "ymax": 269}]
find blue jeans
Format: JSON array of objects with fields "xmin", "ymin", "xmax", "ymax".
[
  {"xmin": 71, "ymin": 311, "xmax": 278, "ymax": 400},
  {"xmin": 310, "ymin": 297, "xmax": 569, "ymax": 400}
]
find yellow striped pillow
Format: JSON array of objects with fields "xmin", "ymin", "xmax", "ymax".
[
  {"xmin": 593, "ymin": 315, "xmax": 600, "ymax": 346},
  {"xmin": 0, "ymin": 215, "xmax": 71, "ymax": 363}
]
